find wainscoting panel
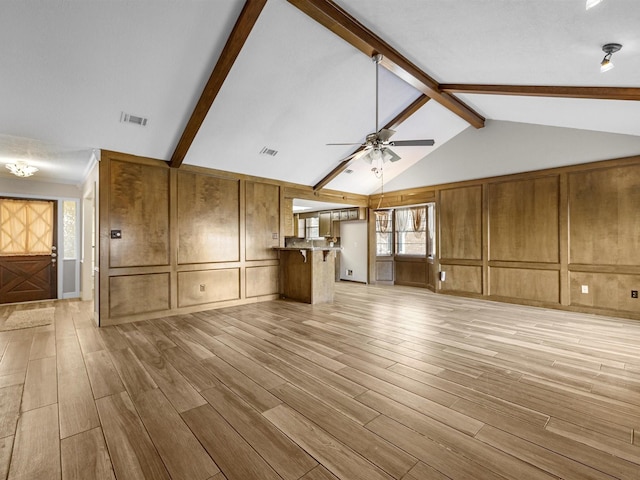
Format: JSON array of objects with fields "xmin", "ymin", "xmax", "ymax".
[
  {"xmin": 178, "ymin": 269, "xmax": 240, "ymax": 307},
  {"xmin": 440, "ymin": 265, "xmax": 482, "ymax": 295},
  {"xmin": 490, "ymin": 267, "xmax": 559, "ymax": 304},
  {"xmin": 246, "ymin": 265, "xmax": 279, "ymax": 298},
  {"xmin": 109, "ymin": 273, "xmax": 170, "ymax": 317}
]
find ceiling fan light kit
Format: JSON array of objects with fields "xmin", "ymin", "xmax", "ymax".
[{"xmin": 600, "ymin": 43, "xmax": 622, "ymax": 73}]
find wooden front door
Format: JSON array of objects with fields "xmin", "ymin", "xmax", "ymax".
[
  {"xmin": 0, "ymin": 198, "xmax": 57, "ymax": 304},
  {"xmin": 0, "ymin": 254, "xmax": 57, "ymax": 303}
]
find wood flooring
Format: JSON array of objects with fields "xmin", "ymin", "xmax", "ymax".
[{"xmin": 1, "ymin": 283, "xmax": 640, "ymax": 479}]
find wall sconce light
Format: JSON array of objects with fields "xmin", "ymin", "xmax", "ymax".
[
  {"xmin": 600, "ymin": 43, "xmax": 622, "ymax": 73},
  {"xmin": 6, "ymin": 161, "xmax": 39, "ymax": 177}
]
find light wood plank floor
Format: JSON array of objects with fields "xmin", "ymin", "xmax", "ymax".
[{"xmin": 1, "ymin": 283, "xmax": 640, "ymax": 479}]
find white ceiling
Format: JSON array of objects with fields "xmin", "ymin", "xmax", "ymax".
[{"xmin": 0, "ymin": 0, "xmax": 639, "ymax": 193}]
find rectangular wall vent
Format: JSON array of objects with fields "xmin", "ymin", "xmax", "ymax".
[
  {"xmin": 259, "ymin": 147, "xmax": 278, "ymax": 157},
  {"xmin": 120, "ymin": 112, "xmax": 148, "ymax": 127}
]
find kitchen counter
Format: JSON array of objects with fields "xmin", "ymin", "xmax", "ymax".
[{"xmin": 274, "ymin": 247, "xmax": 337, "ymax": 304}]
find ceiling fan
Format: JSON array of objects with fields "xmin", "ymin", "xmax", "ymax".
[{"xmin": 327, "ymin": 54, "xmax": 435, "ymax": 174}]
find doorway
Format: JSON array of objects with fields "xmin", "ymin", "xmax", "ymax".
[{"xmin": 0, "ymin": 197, "xmax": 57, "ymax": 304}]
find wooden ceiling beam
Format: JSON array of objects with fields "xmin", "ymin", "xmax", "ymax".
[
  {"xmin": 313, "ymin": 94, "xmax": 430, "ymax": 191},
  {"xmin": 439, "ymin": 84, "xmax": 640, "ymax": 101},
  {"xmin": 288, "ymin": 0, "xmax": 485, "ymax": 129},
  {"xmin": 168, "ymin": 0, "xmax": 267, "ymax": 168}
]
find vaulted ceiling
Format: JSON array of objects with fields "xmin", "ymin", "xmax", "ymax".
[{"xmin": 1, "ymin": 0, "xmax": 639, "ymax": 194}]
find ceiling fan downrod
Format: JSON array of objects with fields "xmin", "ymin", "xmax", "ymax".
[{"xmin": 373, "ymin": 54, "xmax": 383, "ymax": 134}]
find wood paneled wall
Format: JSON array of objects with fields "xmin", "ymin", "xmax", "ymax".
[
  {"xmin": 372, "ymin": 155, "xmax": 640, "ymax": 320},
  {"xmin": 177, "ymin": 171, "xmax": 240, "ymax": 264},
  {"xmin": 108, "ymin": 160, "xmax": 170, "ymax": 268},
  {"xmin": 99, "ymin": 152, "xmax": 282, "ymax": 326}
]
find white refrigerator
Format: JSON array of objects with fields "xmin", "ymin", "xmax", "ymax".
[{"xmin": 339, "ymin": 220, "xmax": 368, "ymax": 283}]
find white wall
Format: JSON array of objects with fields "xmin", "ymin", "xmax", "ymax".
[
  {"xmin": 0, "ymin": 177, "xmax": 81, "ymax": 198},
  {"xmin": 81, "ymin": 161, "xmax": 99, "ymax": 310},
  {"xmin": 384, "ymin": 120, "xmax": 640, "ymax": 192},
  {"xmin": 340, "ymin": 220, "xmax": 368, "ymax": 283}
]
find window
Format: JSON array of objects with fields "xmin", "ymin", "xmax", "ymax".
[
  {"xmin": 63, "ymin": 200, "xmax": 77, "ymax": 259},
  {"xmin": 427, "ymin": 203, "xmax": 435, "ymax": 258},
  {"xmin": 395, "ymin": 206, "xmax": 427, "ymax": 256},
  {"xmin": 0, "ymin": 199, "xmax": 54, "ymax": 255},
  {"xmin": 375, "ymin": 210, "xmax": 393, "ymax": 256}
]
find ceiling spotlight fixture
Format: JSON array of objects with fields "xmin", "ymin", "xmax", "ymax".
[
  {"xmin": 586, "ymin": 0, "xmax": 604, "ymax": 10},
  {"xmin": 6, "ymin": 161, "xmax": 38, "ymax": 178},
  {"xmin": 600, "ymin": 43, "xmax": 622, "ymax": 72}
]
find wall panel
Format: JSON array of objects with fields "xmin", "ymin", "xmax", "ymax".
[
  {"xmin": 569, "ymin": 165, "xmax": 640, "ymax": 266},
  {"xmin": 570, "ymin": 271, "xmax": 640, "ymax": 313},
  {"xmin": 395, "ymin": 258, "xmax": 427, "ymax": 287},
  {"xmin": 177, "ymin": 172, "xmax": 239, "ymax": 264},
  {"xmin": 178, "ymin": 269, "xmax": 240, "ymax": 307},
  {"xmin": 439, "ymin": 186, "xmax": 482, "ymax": 260},
  {"xmin": 109, "ymin": 273, "xmax": 170, "ymax": 317},
  {"xmin": 490, "ymin": 267, "xmax": 559, "ymax": 303},
  {"xmin": 375, "ymin": 260, "xmax": 394, "ymax": 282},
  {"xmin": 100, "ymin": 154, "xmax": 282, "ymax": 326},
  {"xmin": 246, "ymin": 265, "xmax": 279, "ymax": 298},
  {"xmin": 440, "ymin": 265, "xmax": 482, "ymax": 294},
  {"xmin": 489, "ymin": 176, "xmax": 559, "ymax": 263},
  {"xmin": 245, "ymin": 181, "xmax": 279, "ymax": 261},
  {"xmin": 109, "ymin": 160, "xmax": 169, "ymax": 267}
]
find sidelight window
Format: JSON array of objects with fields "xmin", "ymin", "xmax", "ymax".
[{"xmin": 63, "ymin": 200, "xmax": 77, "ymax": 259}]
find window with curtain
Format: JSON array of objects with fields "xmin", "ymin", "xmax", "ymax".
[
  {"xmin": 375, "ymin": 210, "xmax": 393, "ymax": 256},
  {"xmin": 395, "ymin": 206, "xmax": 427, "ymax": 255},
  {"xmin": 0, "ymin": 199, "xmax": 54, "ymax": 255}
]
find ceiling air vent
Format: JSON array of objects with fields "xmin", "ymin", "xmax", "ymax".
[
  {"xmin": 259, "ymin": 146, "xmax": 278, "ymax": 157},
  {"xmin": 120, "ymin": 112, "xmax": 148, "ymax": 127}
]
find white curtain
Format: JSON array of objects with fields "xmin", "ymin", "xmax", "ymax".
[
  {"xmin": 395, "ymin": 208, "xmax": 410, "ymax": 232},
  {"xmin": 375, "ymin": 210, "xmax": 391, "ymax": 233}
]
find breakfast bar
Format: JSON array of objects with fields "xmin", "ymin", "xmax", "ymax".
[{"xmin": 274, "ymin": 247, "xmax": 340, "ymax": 304}]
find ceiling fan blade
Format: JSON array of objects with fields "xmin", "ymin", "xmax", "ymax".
[
  {"xmin": 327, "ymin": 142, "xmax": 365, "ymax": 146},
  {"xmin": 377, "ymin": 128, "xmax": 396, "ymax": 142},
  {"xmin": 337, "ymin": 148, "xmax": 369, "ymax": 163},
  {"xmin": 383, "ymin": 148, "xmax": 402, "ymax": 163},
  {"xmin": 391, "ymin": 139, "xmax": 435, "ymax": 147}
]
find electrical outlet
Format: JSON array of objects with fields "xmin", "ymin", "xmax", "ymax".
[
  {"xmin": 272, "ymin": 233, "xmax": 278, "ymax": 239},
  {"xmin": 581, "ymin": 285, "xmax": 589, "ymax": 294},
  {"xmin": 632, "ymin": 290, "xmax": 638, "ymax": 299},
  {"xmin": 199, "ymin": 284, "xmax": 206, "ymax": 292},
  {"xmin": 346, "ymin": 269, "xmax": 353, "ymax": 276}
]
